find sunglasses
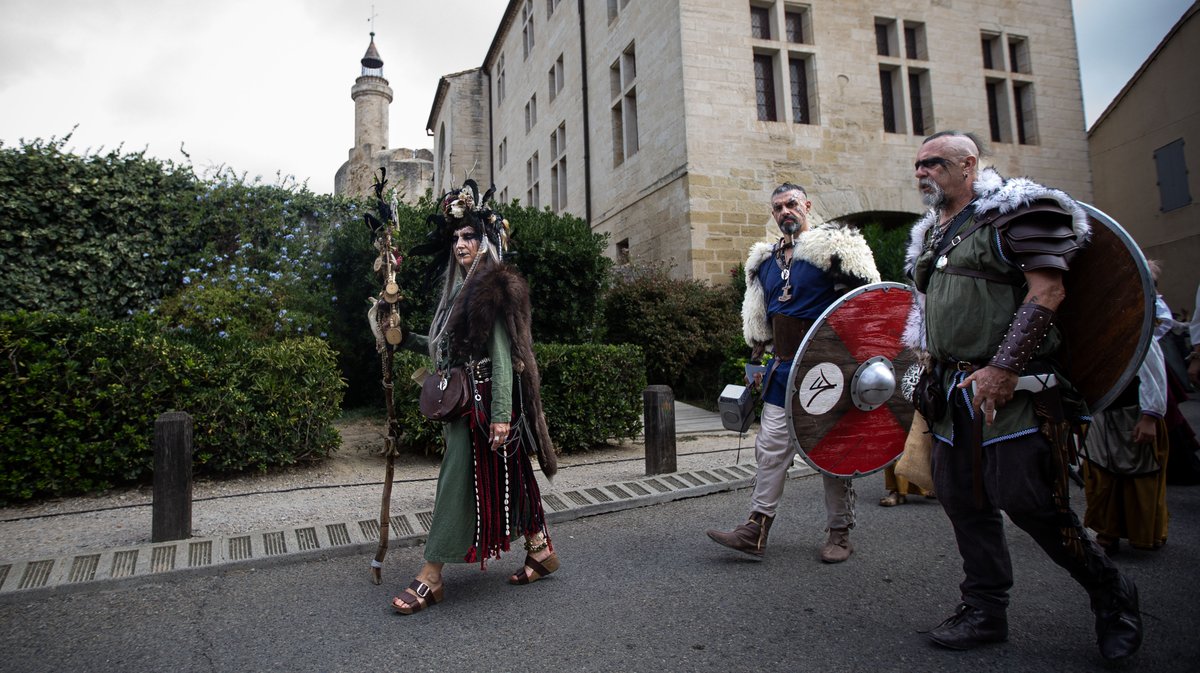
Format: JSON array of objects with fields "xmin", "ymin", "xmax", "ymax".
[{"xmin": 914, "ymin": 157, "xmax": 951, "ymax": 171}]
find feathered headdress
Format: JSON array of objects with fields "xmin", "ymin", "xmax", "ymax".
[{"xmin": 408, "ymin": 179, "xmax": 509, "ymax": 290}]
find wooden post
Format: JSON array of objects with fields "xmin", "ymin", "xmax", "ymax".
[
  {"xmin": 152, "ymin": 411, "xmax": 193, "ymax": 542},
  {"xmin": 643, "ymin": 385, "xmax": 676, "ymax": 475}
]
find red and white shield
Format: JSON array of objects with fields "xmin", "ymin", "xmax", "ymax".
[{"xmin": 784, "ymin": 282, "xmax": 917, "ymax": 479}]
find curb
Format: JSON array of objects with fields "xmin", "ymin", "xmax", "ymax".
[{"xmin": 0, "ymin": 462, "xmax": 813, "ymax": 602}]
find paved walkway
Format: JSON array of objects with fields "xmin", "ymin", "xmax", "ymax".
[{"xmin": 1, "ymin": 400, "xmax": 789, "ymax": 600}]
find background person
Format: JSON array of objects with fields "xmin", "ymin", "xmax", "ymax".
[
  {"xmin": 902, "ymin": 131, "xmax": 1141, "ymax": 660},
  {"xmin": 706, "ymin": 183, "xmax": 879, "ymax": 563},
  {"xmin": 390, "ymin": 182, "xmax": 558, "ymax": 614}
]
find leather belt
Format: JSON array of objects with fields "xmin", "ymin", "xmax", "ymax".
[{"xmin": 771, "ymin": 315, "xmax": 815, "ymax": 362}]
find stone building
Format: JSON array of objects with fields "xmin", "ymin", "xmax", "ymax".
[
  {"xmin": 426, "ymin": 0, "xmax": 1092, "ymax": 284},
  {"xmin": 1088, "ymin": 1, "xmax": 1199, "ymax": 314},
  {"xmin": 335, "ymin": 33, "xmax": 435, "ymax": 204}
]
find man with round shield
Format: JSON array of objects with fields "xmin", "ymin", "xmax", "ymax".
[
  {"xmin": 903, "ymin": 131, "xmax": 1142, "ymax": 660},
  {"xmin": 705, "ymin": 183, "xmax": 880, "ymax": 563}
]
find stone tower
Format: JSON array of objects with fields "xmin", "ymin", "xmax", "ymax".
[{"xmin": 335, "ymin": 33, "xmax": 433, "ymax": 202}]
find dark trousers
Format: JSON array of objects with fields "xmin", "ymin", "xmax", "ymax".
[{"xmin": 932, "ymin": 395, "xmax": 1120, "ymax": 617}]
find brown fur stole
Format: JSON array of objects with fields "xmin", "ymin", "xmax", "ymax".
[{"xmin": 446, "ymin": 262, "xmax": 558, "ymax": 478}]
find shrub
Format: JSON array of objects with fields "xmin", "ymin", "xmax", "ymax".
[
  {"xmin": 535, "ymin": 343, "xmax": 645, "ymax": 452},
  {"xmin": 0, "ymin": 311, "xmax": 344, "ymax": 503},
  {"xmin": 861, "ymin": 222, "xmax": 912, "ymax": 283},
  {"xmin": 601, "ymin": 263, "xmax": 744, "ymax": 402}
]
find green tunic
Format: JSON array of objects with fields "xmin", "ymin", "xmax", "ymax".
[
  {"xmin": 921, "ymin": 216, "xmax": 1066, "ymax": 444},
  {"xmin": 404, "ymin": 312, "xmax": 514, "ymax": 564}
]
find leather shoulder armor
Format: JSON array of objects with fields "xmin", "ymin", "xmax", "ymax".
[{"xmin": 988, "ymin": 200, "xmax": 1082, "ymax": 272}]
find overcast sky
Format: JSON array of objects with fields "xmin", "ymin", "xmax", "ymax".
[{"xmin": 0, "ymin": 0, "xmax": 1192, "ymax": 195}]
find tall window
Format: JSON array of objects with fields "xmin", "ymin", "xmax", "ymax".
[
  {"xmin": 789, "ymin": 57, "xmax": 811, "ymax": 124},
  {"xmin": 496, "ymin": 53, "xmax": 506, "ymax": 104},
  {"xmin": 1154, "ymin": 139, "xmax": 1192, "ymax": 211},
  {"xmin": 550, "ymin": 122, "xmax": 568, "ymax": 211},
  {"xmin": 525, "ymin": 94, "xmax": 538, "ymax": 134},
  {"xmin": 611, "ymin": 43, "xmax": 639, "ymax": 166},
  {"xmin": 526, "ymin": 152, "xmax": 540, "ymax": 209},
  {"xmin": 755, "ymin": 54, "xmax": 778, "ymax": 122},
  {"xmin": 522, "ymin": 0, "xmax": 536, "ymax": 59},
  {"xmin": 750, "ymin": 3, "xmax": 816, "ymax": 125},
  {"xmin": 877, "ymin": 16, "xmax": 931, "ymax": 135},
  {"xmin": 750, "ymin": 5, "xmax": 771, "ymax": 39},
  {"xmin": 784, "ymin": 8, "xmax": 807, "ymax": 43},
  {"xmin": 546, "ymin": 0, "xmax": 561, "ymax": 19},
  {"xmin": 608, "ymin": 0, "xmax": 630, "ymax": 24},
  {"xmin": 548, "ymin": 54, "xmax": 564, "ymax": 102},
  {"xmin": 498, "ymin": 137, "xmax": 508, "ymax": 169},
  {"xmin": 982, "ymin": 31, "xmax": 1037, "ymax": 144}
]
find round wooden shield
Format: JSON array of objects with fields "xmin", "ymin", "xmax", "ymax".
[
  {"xmin": 1059, "ymin": 203, "xmax": 1154, "ymax": 412},
  {"xmin": 784, "ymin": 283, "xmax": 917, "ymax": 479}
]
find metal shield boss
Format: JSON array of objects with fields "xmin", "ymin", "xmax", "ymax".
[
  {"xmin": 1059, "ymin": 203, "xmax": 1154, "ymax": 412},
  {"xmin": 784, "ymin": 282, "xmax": 916, "ymax": 478}
]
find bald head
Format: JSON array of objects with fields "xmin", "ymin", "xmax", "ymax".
[{"xmin": 914, "ymin": 131, "xmax": 982, "ymax": 218}]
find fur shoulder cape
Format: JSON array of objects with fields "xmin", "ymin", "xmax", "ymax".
[
  {"xmin": 741, "ymin": 224, "xmax": 881, "ymax": 348},
  {"xmin": 900, "ymin": 167, "xmax": 1091, "ymax": 350},
  {"xmin": 446, "ymin": 262, "xmax": 557, "ymax": 478}
]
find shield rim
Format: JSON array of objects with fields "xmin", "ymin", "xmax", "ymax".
[
  {"xmin": 1074, "ymin": 202, "xmax": 1155, "ymax": 412},
  {"xmin": 783, "ymin": 281, "xmax": 912, "ymax": 479}
]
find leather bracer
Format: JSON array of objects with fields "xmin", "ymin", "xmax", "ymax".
[{"xmin": 989, "ymin": 302, "xmax": 1055, "ymax": 374}]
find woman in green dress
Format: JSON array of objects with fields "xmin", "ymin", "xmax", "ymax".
[{"xmin": 392, "ymin": 181, "xmax": 559, "ymax": 615}]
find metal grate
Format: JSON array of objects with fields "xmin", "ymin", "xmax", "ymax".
[
  {"xmin": 730, "ymin": 465, "xmax": 756, "ymax": 478},
  {"xmin": 662, "ymin": 475, "xmax": 687, "ymax": 489},
  {"xmin": 228, "ymin": 536, "xmax": 252, "ymax": 561},
  {"xmin": 607, "ymin": 484, "xmax": 632, "ymax": 499},
  {"xmin": 566, "ymin": 491, "xmax": 591, "ymax": 506},
  {"xmin": 695, "ymin": 470, "xmax": 719, "ymax": 483},
  {"xmin": 623, "ymin": 482, "xmax": 651, "ymax": 496},
  {"xmin": 189, "ymin": 541, "xmax": 213, "ymax": 567},
  {"xmin": 327, "ymin": 523, "xmax": 351, "ymax": 546},
  {"xmin": 678, "ymin": 473, "xmax": 703, "ymax": 487},
  {"xmin": 19, "ymin": 560, "xmax": 54, "ymax": 589},
  {"xmin": 359, "ymin": 519, "xmax": 380, "ymax": 540},
  {"xmin": 712, "ymin": 468, "xmax": 736, "ymax": 480},
  {"xmin": 389, "ymin": 515, "xmax": 414, "ymax": 537},
  {"xmin": 645, "ymin": 479, "xmax": 670, "ymax": 493},
  {"xmin": 585, "ymin": 487, "xmax": 612, "ymax": 503},
  {"xmin": 295, "ymin": 528, "xmax": 320, "ymax": 551},
  {"xmin": 262, "ymin": 531, "xmax": 287, "ymax": 556},
  {"xmin": 111, "ymin": 550, "xmax": 139, "ymax": 578},
  {"xmin": 415, "ymin": 511, "xmax": 435, "ymax": 531},
  {"xmin": 68, "ymin": 555, "xmax": 100, "ymax": 583},
  {"xmin": 150, "ymin": 546, "xmax": 176, "ymax": 573},
  {"xmin": 542, "ymin": 493, "xmax": 567, "ymax": 512}
]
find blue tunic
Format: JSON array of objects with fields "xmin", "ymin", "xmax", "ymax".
[{"xmin": 757, "ymin": 249, "xmax": 840, "ymax": 407}]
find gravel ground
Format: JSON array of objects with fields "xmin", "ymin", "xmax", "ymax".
[{"xmin": 0, "ymin": 417, "xmax": 760, "ymax": 562}]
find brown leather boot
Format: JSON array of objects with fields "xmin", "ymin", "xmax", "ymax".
[
  {"xmin": 706, "ymin": 512, "xmax": 773, "ymax": 557},
  {"xmin": 819, "ymin": 527, "xmax": 854, "ymax": 563}
]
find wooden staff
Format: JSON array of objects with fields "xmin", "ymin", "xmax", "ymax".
[{"xmin": 368, "ymin": 169, "xmax": 405, "ymax": 585}]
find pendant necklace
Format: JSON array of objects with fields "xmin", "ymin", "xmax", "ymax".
[
  {"xmin": 775, "ymin": 240, "xmax": 794, "ymax": 303},
  {"xmin": 929, "ymin": 200, "xmax": 977, "ymax": 270}
]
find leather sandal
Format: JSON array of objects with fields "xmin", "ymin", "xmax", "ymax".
[
  {"xmin": 878, "ymin": 491, "xmax": 907, "ymax": 507},
  {"xmin": 391, "ymin": 579, "xmax": 444, "ymax": 614},
  {"xmin": 509, "ymin": 552, "xmax": 560, "ymax": 585}
]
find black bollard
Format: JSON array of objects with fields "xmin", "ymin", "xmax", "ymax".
[
  {"xmin": 643, "ymin": 385, "xmax": 677, "ymax": 475},
  {"xmin": 152, "ymin": 411, "xmax": 193, "ymax": 542}
]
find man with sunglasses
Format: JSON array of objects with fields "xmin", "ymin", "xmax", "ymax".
[
  {"xmin": 706, "ymin": 183, "xmax": 879, "ymax": 563},
  {"xmin": 902, "ymin": 131, "xmax": 1143, "ymax": 661}
]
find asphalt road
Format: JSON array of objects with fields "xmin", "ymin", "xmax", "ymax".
[{"xmin": 2, "ymin": 470, "xmax": 1198, "ymax": 673}]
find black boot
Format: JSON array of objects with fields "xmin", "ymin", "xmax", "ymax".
[
  {"xmin": 706, "ymin": 512, "xmax": 773, "ymax": 557},
  {"xmin": 1092, "ymin": 573, "xmax": 1143, "ymax": 661},
  {"xmin": 924, "ymin": 603, "xmax": 1008, "ymax": 650}
]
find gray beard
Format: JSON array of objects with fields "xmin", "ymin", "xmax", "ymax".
[{"xmin": 919, "ymin": 179, "xmax": 945, "ymax": 209}]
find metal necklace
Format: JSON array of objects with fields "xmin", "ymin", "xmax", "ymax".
[
  {"xmin": 928, "ymin": 200, "xmax": 977, "ymax": 270},
  {"xmin": 774, "ymin": 240, "xmax": 794, "ymax": 303}
]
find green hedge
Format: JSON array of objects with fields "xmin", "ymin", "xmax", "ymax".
[{"xmin": 0, "ymin": 311, "xmax": 344, "ymax": 503}]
